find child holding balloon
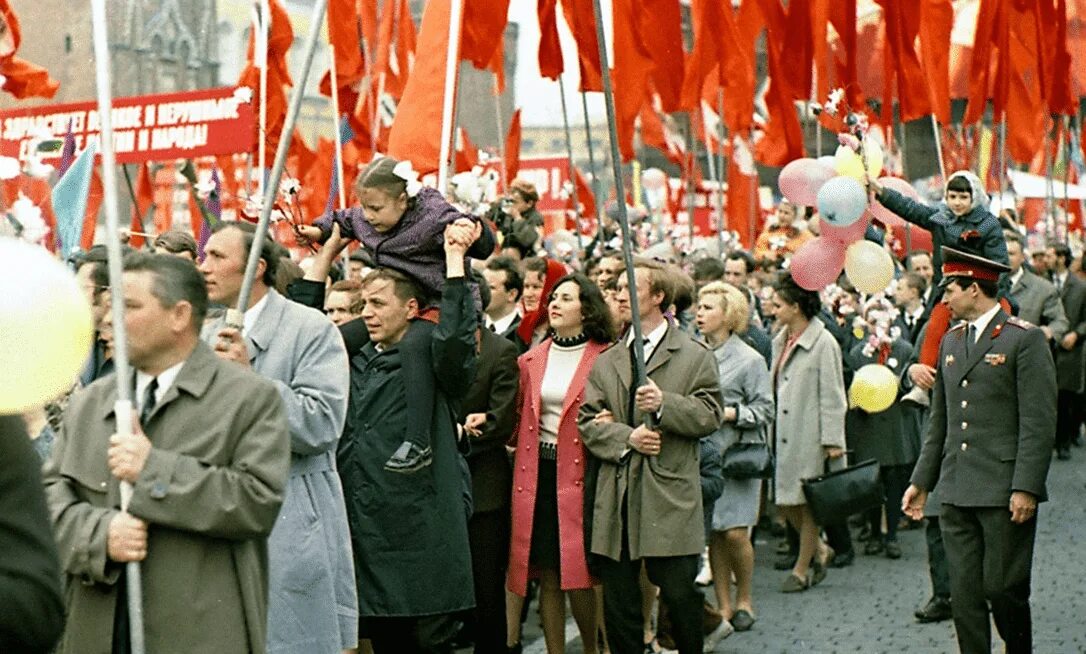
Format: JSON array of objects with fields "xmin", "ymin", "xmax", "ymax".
[{"xmin": 867, "ymin": 171, "xmax": 1010, "ymax": 403}]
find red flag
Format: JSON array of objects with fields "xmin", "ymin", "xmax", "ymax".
[
  {"xmin": 301, "ymin": 138, "xmax": 335, "ymax": 221},
  {"xmin": 639, "ymin": 104, "xmax": 685, "ymax": 169},
  {"xmin": 0, "ymin": 1, "xmax": 59, "ymax": 99},
  {"xmin": 755, "ymin": 0, "xmax": 805, "ymax": 166},
  {"xmin": 187, "ymin": 190, "xmax": 204, "ymax": 241},
  {"xmin": 462, "ymin": 0, "xmax": 510, "ymax": 83},
  {"xmin": 1002, "ymin": 0, "xmax": 1046, "ymax": 162},
  {"xmin": 81, "ymin": 170, "xmax": 103, "ymax": 251},
  {"xmin": 560, "ymin": 0, "xmax": 602, "ymax": 92},
  {"xmin": 682, "ymin": 0, "xmax": 752, "ymax": 119},
  {"xmin": 877, "ymin": 0, "xmax": 932, "ymax": 122},
  {"xmin": 638, "ymin": 0, "xmax": 685, "ymax": 113},
  {"xmin": 237, "ymin": 0, "xmax": 294, "ymax": 157},
  {"xmin": 612, "ymin": 0, "xmax": 653, "ymax": 161},
  {"xmin": 778, "ymin": 0, "xmax": 813, "ymax": 101},
  {"xmin": 828, "ymin": 0, "xmax": 861, "ymax": 107},
  {"xmin": 917, "ymin": 0, "xmax": 953, "ymax": 124},
  {"xmin": 455, "ymin": 128, "xmax": 480, "ymax": 173},
  {"xmin": 572, "ymin": 166, "xmax": 596, "ymax": 224},
  {"xmin": 726, "ymin": 139, "xmax": 758, "ymax": 248},
  {"xmin": 129, "ymin": 163, "xmax": 154, "ymax": 249},
  {"xmin": 1044, "ymin": 0, "xmax": 1075, "ymax": 115},
  {"xmin": 387, "ymin": 0, "xmax": 458, "ymax": 174},
  {"xmin": 538, "ymin": 0, "xmax": 563, "ymax": 80},
  {"xmin": 319, "ymin": 0, "xmax": 367, "ymax": 113},
  {"xmin": 963, "ymin": 0, "xmax": 1003, "ymax": 125},
  {"xmin": 504, "ymin": 109, "xmax": 522, "ymax": 181}
]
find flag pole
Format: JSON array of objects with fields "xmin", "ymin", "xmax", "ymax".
[
  {"xmin": 256, "ymin": 0, "xmax": 271, "ymax": 196},
  {"xmin": 437, "ymin": 0, "xmax": 464, "ymax": 195},
  {"xmin": 558, "ymin": 76, "xmax": 585, "ymax": 255},
  {"xmin": 590, "ymin": 0, "xmax": 650, "ymax": 397},
  {"xmin": 494, "ymin": 73, "xmax": 507, "ymax": 190},
  {"xmin": 1063, "ymin": 115, "xmax": 1072, "ymax": 246},
  {"xmin": 327, "ymin": 36, "xmax": 350, "ymax": 273},
  {"xmin": 701, "ymin": 100, "xmax": 722, "ymax": 253},
  {"xmin": 90, "ymin": 2, "xmax": 145, "ymax": 652},
  {"xmin": 717, "ymin": 89, "xmax": 727, "ymax": 251},
  {"xmin": 233, "ymin": 0, "xmax": 329, "ymax": 321},
  {"xmin": 581, "ymin": 90, "xmax": 603, "ymax": 231},
  {"xmin": 930, "ymin": 114, "xmax": 947, "ymax": 182},
  {"xmin": 685, "ymin": 118, "xmax": 696, "ymax": 249}
]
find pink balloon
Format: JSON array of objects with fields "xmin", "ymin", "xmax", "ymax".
[
  {"xmin": 779, "ymin": 158, "xmax": 836, "ymax": 207},
  {"xmin": 870, "ymin": 177, "xmax": 917, "ymax": 228},
  {"xmin": 790, "ymin": 237, "xmax": 847, "ymax": 291},
  {"xmin": 822, "ymin": 210, "xmax": 872, "ymax": 245}
]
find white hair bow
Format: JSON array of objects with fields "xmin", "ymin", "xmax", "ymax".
[{"xmin": 392, "ymin": 160, "xmax": 423, "ymax": 198}]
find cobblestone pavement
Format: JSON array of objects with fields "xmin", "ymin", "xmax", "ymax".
[{"xmin": 510, "ymin": 454, "xmax": 1086, "ymax": 654}]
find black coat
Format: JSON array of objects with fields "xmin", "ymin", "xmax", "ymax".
[
  {"xmin": 339, "ymin": 279, "xmax": 478, "ymax": 617},
  {"xmin": 1055, "ymin": 274, "xmax": 1086, "ymax": 393},
  {"xmin": 0, "ymin": 416, "xmax": 64, "ymax": 653},
  {"xmin": 460, "ymin": 328, "xmax": 520, "ymax": 513},
  {"xmin": 844, "ymin": 339, "xmax": 920, "ymax": 467}
]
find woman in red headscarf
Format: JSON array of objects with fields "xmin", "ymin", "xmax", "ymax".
[{"xmin": 517, "ymin": 257, "xmax": 569, "ymax": 348}]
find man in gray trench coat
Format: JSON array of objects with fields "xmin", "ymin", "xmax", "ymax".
[
  {"xmin": 201, "ymin": 222, "xmax": 358, "ymax": 653},
  {"xmin": 45, "ymin": 253, "xmax": 291, "ymax": 653},
  {"xmin": 579, "ymin": 258, "xmax": 724, "ymax": 654}
]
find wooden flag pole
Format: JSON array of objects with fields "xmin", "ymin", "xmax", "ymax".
[
  {"xmin": 590, "ymin": 0, "xmax": 651, "ymax": 399},
  {"xmin": 256, "ymin": 0, "xmax": 271, "ymax": 195},
  {"xmin": 581, "ymin": 91, "xmax": 603, "ymax": 231},
  {"xmin": 558, "ymin": 76, "xmax": 585, "ymax": 255},
  {"xmin": 437, "ymin": 0, "xmax": 465, "ymax": 195},
  {"xmin": 90, "ymin": 2, "xmax": 145, "ymax": 651}
]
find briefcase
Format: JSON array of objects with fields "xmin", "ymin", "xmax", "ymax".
[{"xmin": 801, "ymin": 459, "xmax": 883, "ymax": 526}]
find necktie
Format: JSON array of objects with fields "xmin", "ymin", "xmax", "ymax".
[
  {"xmin": 488, "ymin": 323, "xmax": 497, "ymax": 333},
  {"xmin": 140, "ymin": 378, "xmax": 158, "ymax": 426},
  {"xmin": 965, "ymin": 325, "xmax": 976, "ymax": 358}
]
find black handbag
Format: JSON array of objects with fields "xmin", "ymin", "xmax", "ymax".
[
  {"xmin": 720, "ymin": 441, "xmax": 774, "ymax": 480},
  {"xmin": 801, "ymin": 459, "xmax": 884, "ymax": 525}
]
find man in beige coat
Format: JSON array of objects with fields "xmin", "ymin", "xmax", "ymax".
[
  {"xmin": 44, "ymin": 253, "xmax": 290, "ymax": 653},
  {"xmin": 580, "ymin": 259, "xmax": 724, "ymax": 654}
]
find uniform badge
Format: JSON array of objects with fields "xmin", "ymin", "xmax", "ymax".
[
  {"xmin": 984, "ymin": 353, "xmax": 1006, "ymax": 366},
  {"xmin": 945, "ymin": 354, "xmax": 955, "ymax": 366}
]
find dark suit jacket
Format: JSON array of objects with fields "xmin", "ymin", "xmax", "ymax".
[
  {"xmin": 911, "ymin": 310, "xmax": 1056, "ymax": 505},
  {"xmin": 1055, "ymin": 274, "xmax": 1086, "ymax": 393},
  {"xmin": 460, "ymin": 328, "xmax": 520, "ymax": 513},
  {"xmin": 0, "ymin": 416, "xmax": 64, "ymax": 653},
  {"xmin": 894, "ymin": 306, "xmax": 928, "ymax": 345},
  {"xmin": 495, "ymin": 314, "xmax": 529, "ymax": 355}
]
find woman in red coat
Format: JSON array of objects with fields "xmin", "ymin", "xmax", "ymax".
[{"xmin": 507, "ymin": 273, "xmax": 615, "ymax": 654}]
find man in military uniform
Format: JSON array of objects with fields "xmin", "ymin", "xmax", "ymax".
[{"xmin": 903, "ymin": 247, "xmax": 1056, "ymax": 654}]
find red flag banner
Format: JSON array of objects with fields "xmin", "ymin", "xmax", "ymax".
[
  {"xmin": 0, "ymin": 86, "xmax": 255, "ymax": 164},
  {"xmin": 0, "ymin": 0, "xmax": 60, "ymax": 100},
  {"xmin": 560, "ymin": 0, "xmax": 602, "ymax": 92}
]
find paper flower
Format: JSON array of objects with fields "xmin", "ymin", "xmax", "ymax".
[
  {"xmin": 825, "ymin": 88, "xmax": 845, "ymax": 116},
  {"xmin": 11, "ymin": 193, "xmax": 48, "ymax": 244},
  {"xmin": 280, "ymin": 177, "xmax": 301, "ymax": 197},
  {"xmin": 0, "ymin": 156, "xmax": 20, "ymax": 180},
  {"xmin": 233, "ymin": 87, "xmax": 254, "ymax": 104},
  {"xmin": 392, "ymin": 160, "xmax": 422, "ymax": 197},
  {"xmin": 24, "ymin": 156, "xmax": 54, "ymax": 179}
]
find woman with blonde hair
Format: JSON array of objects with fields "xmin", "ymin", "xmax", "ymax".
[{"xmin": 695, "ymin": 282, "xmax": 775, "ymax": 630}]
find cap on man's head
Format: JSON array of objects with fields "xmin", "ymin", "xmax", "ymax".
[{"xmin": 938, "ymin": 246, "xmax": 1010, "ymax": 288}]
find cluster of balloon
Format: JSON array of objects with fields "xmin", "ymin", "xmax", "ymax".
[
  {"xmin": 849, "ymin": 363, "xmax": 899, "ymax": 413},
  {"xmin": 0, "ymin": 238, "xmax": 95, "ymax": 414}
]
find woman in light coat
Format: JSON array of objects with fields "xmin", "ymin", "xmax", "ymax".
[
  {"xmin": 696, "ymin": 282, "xmax": 774, "ymax": 630},
  {"xmin": 770, "ymin": 274, "xmax": 847, "ymax": 593}
]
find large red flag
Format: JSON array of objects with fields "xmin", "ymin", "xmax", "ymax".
[
  {"xmin": 129, "ymin": 163, "xmax": 154, "ymax": 249},
  {"xmin": 237, "ymin": 0, "xmax": 294, "ymax": 158},
  {"xmin": 877, "ymin": 0, "xmax": 932, "ymax": 122},
  {"xmin": 1003, "ymin": 0, "xmax": 1046, "ymax": 162},
  {"xmin": 638, "ymin": 0, "xmax": 685, "ymax": 113},
  {"xmin": 538, "ymin": 0, "xmax": 563, "ymax": 80},
  {"xmin": 0, "ymin": 0, "xmax": 59, "ymax": 99},
  {"xmin": 572, "ymin": 166, "xmax": 596, "ymax": 224},
  {"xmin": 755, "ymin": 0, "xmax": 805, "ymax": 166},
  {"xmin": 919, "ymin": 0, "xmax": 953, "ymax": 124},
  {"xmin": 462, "ymin": 0, "xmax": 510, "ymax": 84},
  {"xmin": 1044, "ymin": 0, "xmax": 1075, "ymax": 116},
  {"xmin": 560, "ymin": 0, "xmax": 602, "ymax": 92},
  {"xmin": 778, "ymin": 0, "xmax": 813, "ymax": 101},
  {"xmin": 319, "ymin": 0, "xmax": 367, "ymax": 113},
  {"xmin": 963, "ymin": 0, "xmax": 1003, "ymax": 125},
  {"xmin": 612, "ymin": 0, "xmax": 653, "ymax": 161},
  {"xmin": 505, "ymin": 109, "xmax": 522, "ymax": 181},
  {"xmin": 726, "ymin": 138, "xmax": 758, "ymax": 248},
  {"xmin": 387, "ymin": 0, "xmax": 456, "ymax": 174}
]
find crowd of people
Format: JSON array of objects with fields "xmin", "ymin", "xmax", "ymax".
[{"xmin": 2, "ymin": 156, "xmax": 1083, "ymax": 654}]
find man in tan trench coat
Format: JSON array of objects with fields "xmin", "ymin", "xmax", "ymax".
[
  {"xmin": 579, "ymin": 259, "xmax": 723, "ymax": 654},
  {"xmin": 44, "ymin": 253, "xmax": 290, "ymax": 653}
]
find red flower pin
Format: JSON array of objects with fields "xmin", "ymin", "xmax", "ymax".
[{"xmin": 961, "ymin": 229, "xmax": 981, "ymax": 242}]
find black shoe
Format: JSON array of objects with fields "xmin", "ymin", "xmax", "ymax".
[
  {"xmin": 1057, "ymin": 447, "xmax": 1071, "ymax": 460},
  {"xmin": 857, "ymin": 524, "xmax": 873, "ymax": 542},
  {"xmin": 863, "ymin": 539, "xmax": 884, "ymax": 555},
  {"xmin": 774, "ymin": 552, "xmax": 798, "ymax": 570},
  {"xmin": 829, "ymin": 550, "xmax": 854, "ymax": 568},
  {"xmin": 914, "ymin": 596, "xmax": 952, "ymax": 623},
  {"xmin": 1074, "ymin": 433, "xmax": 1084, "ymax": 447},
  {"xmin": 731, "ymin": 609, "xmax": 756, "ymax": 632},
  {"xmin": 884, "ymin": 540, "xmax": 902, "ymax": 559},
  {"xmin": 384, "ymin": 442, "xmax": 433, "ymax": 473},
  {"xmin": 506, "ymin": 642, "xmax": 523, "ymax": 654}
]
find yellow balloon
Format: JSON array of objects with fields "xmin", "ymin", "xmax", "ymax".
[
  {"xmin": 0, "ymin": 238, "xmax": 94, "ymax": 414},
  {"xmin": 849, "ymin": 364, "xmax": 899, "ymax": 413},
  {"xmin": 834, "ymin": 145, "xmax": 865, "ymax": 181},
  {"xmin": 844, "ymin": 240, "xmax": 895, "ymax": 294},
  {"xmin": 863, "ymin": 136, "xmax": 884, "ymax": 178}
]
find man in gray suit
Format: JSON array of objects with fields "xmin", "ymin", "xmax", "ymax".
[
  {"xmin": 201, "ymin": 223, "xmax": 358, "ymax": 654},
  {"xmin": 1006, "ymin": 231, "xmax": 1068, "ymax": 343},
  {"xmin": 1043, "ymin": 243, "xmax": 1086, "ymax": 459},
  {"xmin": 903, "ymin": 248, "xmax": 1056, "ymax": 654}
]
